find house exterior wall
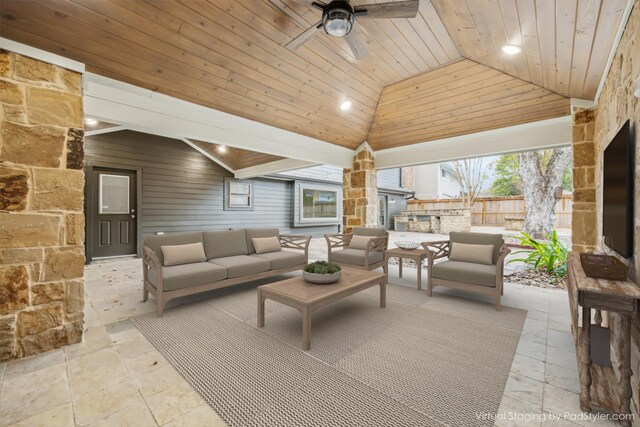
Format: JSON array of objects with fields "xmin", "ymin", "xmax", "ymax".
[
  {"xmin": 377, "ymin": 168, "xmax": 402, "ymax": 189},
  {"xmin": 414, "ymin": 164, "xmax": 439, "ymax": 199},
  {"xmin": 0, "ymin": 51, "xmax": 85, "ymax": 362},
  {"xmin": 84, "ymin": 131, "xmax": 338, "ymax": 247}
]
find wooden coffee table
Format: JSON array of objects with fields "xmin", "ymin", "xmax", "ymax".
[{"xmin": 257, "ymin": 267, "xmax": 387, "ymax": 351}]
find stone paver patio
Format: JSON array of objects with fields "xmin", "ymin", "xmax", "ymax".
[{"xmin": 0, "ymin": 232, "xmax": 620, "ymax": 426}]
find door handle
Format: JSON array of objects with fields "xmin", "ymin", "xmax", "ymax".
[{"xmin": 131, "ymin": 215, "xmax": 136, "ymax": 219}]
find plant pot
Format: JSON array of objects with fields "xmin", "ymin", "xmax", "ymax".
[{"xmin": 303, "ymin": 270, "xmax": 342, "ymax": 285}]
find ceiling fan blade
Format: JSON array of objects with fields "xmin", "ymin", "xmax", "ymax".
[
  {"xmin": 286, "ymin": 21, "xmax": 323, "ymax": 50},
  {"xmin": 287, "ymin": 0, "xmax": 326, "ymax": 11},
  {"xmin": 344, "ymin": 31, "xmax": 367, "ymax": 60},
  {"xmin": 354, "ymin": 0, "xmax": 419, "ymax": 19}
]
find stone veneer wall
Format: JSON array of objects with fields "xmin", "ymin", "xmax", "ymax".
[
  {"xmin": 586, "ymin": 0, "xmax": 640, "ymax": 421},
  {"xmin": 571, "ymin": 107, "xmax": 597, "ymax": 253},
  {"xmin": 0, "ymin": 51, "xmax": 85, "ymax": 362},
  {"xmin": 342, "ymin": 147, "xmax": 378, "ymax": 234}
]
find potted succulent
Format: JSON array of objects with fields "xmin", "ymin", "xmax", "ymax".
[{"xmin": 303, "ymin": 261, "xmax": 342, "ymax": 284}]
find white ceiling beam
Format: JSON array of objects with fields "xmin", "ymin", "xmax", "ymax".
[
  {"xmin": 85, "ymin": 125, "xmax": 128, "ymax": 136},
  {"xmin": 83, "ymin": 73, "xmax": 354, "ymax": 168},
  {"xmin": 234, "ymin": 158, "xmax": 316, "ymax": 179},
  {"xmin": 0, "ymin": 37, "xmax": 85, "ymax": 73},
  {"xmin": 181, "ymin": 138, "xmax": 235, "ymax": 174},
  {"xmin": 375, "ymin": 116, "xmax": 572, "ymax": 169}
]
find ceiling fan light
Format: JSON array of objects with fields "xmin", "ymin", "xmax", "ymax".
[
  {"xmin": 323, "ymin": 8, "xmax": 354, "ymax": 36},
  {"xmin": 501, "ymin": 44, "xmax": 522, "ymax": 55}
]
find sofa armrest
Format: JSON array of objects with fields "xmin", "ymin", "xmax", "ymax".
[
  {"xmin": 143, "ymin": 245, "xmax": 163, "ymax": 293},
  {"xmin": 280, "ymin": 234, "xmax": 311, "ymax": 261},
  {"xmin": 325, "ymin": 233, "xmax": 352, "ymax": 260}
]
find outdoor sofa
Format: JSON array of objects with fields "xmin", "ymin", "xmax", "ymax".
[
  {"xmin": 422, "ymin": 231, "xmax": 511, "ymax": 310},
  {"xmin": 143, "ymin": 228, "xmax": 311, "ymax": 316}
]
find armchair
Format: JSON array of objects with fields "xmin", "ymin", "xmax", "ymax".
[
  {"xmin": 325, "ymin": 227, "xmax": 389, "ymax": 272},
  {"xmin": 422, "ymin": 232, "xmax": 511, "ymax": 311}
]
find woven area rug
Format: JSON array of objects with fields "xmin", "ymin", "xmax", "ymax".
[{"xmin": 132, "ymin": 282, "xmax": 526, "ymax": 427}]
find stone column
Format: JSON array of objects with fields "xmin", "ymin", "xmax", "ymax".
[
  {"xmin": 342, "ymin": 145, "xmax": 378, "ymax": 234},
  {"xmin": 0, "ymin": 51, "xmax": 85, "ymax": 362},
  {"xmin": 571, "ymin": 106, "xmax": 597, "ymax": 253}
]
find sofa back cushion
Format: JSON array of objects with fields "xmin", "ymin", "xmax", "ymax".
[
  {"xmin": 245, "ymin": 228, "xmax": 280, "ymax": 254},
  {"xmin": 203, "ymin": 229, "xmax": 248, "ymax": 260},
  {"xmin": 348, "ymin": 235, "xmax": 372, "ymax": 250},
  {"xmin": 353, "ymin": 227, "xmax": 387, "ymax": 237},
  {"xmin": 449, "ymin": 242, "xmax": 494, "ymax": 265},
  {"xmin": 161, "ymin": 242, "xmax": 206, "ymax": 266},
  {"xmin": 449, "ymin": 232, "xmax": 503, "ymax": 264},
  {"xmin": 252, "ymin": 237, "xmax": 282, "ymax": 254},
  {"xmin": 145, "ymin": 232, "xmax": 204, "ymax": 266}
]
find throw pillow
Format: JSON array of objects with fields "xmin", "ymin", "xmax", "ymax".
[
  {"xmin": 252, "ymin": 236, "xmax": 282, "ymax": 254},
  {"xmin": 349, "ymin": 235, "xmax": 372, "ymax": 250},
  {"xmin": 449, "ymin": 242, "xmax": 494, "ymax": 265},
  {"xmin": 161, "ymin": 242, "xmax": 206, "ymax": 266}
]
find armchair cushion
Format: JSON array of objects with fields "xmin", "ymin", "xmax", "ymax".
[
  {"xmin": 431, "ymin": 260, "xmax": 497, "ymax": 287},
  {"xmin": 449, "ymin": 232, "xmax": 503, "ymax": 264},
  {"xmin": 148, "ymin": 262, "xmax": 227, "ymax": 291},
  {"xmin": 251, "ymin": 251, "xmax": 306, "ymax": 269},
  {"xmin": 330, "ymin": 248, "xmax": 384, "ymax": 266},
  {"xmin": 449, "ymin": 242, "xmax": 494, "ymax": 265},
  {"xmin": 348, "ymin": 235, "xmax": 372, "ymax": 250}
]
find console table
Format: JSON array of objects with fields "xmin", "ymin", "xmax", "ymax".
[{"xmin": 566, "ymin": 253, "xmax": 640, "ymax": 425}]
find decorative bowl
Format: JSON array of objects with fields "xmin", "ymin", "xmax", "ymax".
[
  {"xmin": 395, "ymin": 241, "xmax": 421, "ymax": 250},
  {"xmin": 303, "ymin": 271, "xmax": 342, "ymax": 285}
]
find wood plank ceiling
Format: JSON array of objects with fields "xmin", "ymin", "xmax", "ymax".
[
  {"xmin": 189, "ymin": 140, "xmax": 284, "ymax": 170},
  {"xmin": 367, "ymin": 59, "xmax": 571, "ymax": 149},
  {"xmin": 0, "ymin": 0, "xmax": 627, "ymax": 151}
]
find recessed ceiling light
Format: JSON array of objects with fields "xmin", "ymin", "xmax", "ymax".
[
  {"xmin": 340, "ymin": 100, "xmax": 352, "ymax": 111},
  {"xmin": 217, "ymin": 145, "xmax": 227, "ymax": 153},
  {"xmin": 84, "ymin": 117, "xmax": 98, "ymax": 126},
  {"xmin": 501, "ymin": 44, "xmax": 522, "ymax": 55}
]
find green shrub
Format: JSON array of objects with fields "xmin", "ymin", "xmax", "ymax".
[
  {"xmin": 304, "ymin": 261, "xmax": 341, "ymax": 274},
  {"xmin": 509, "ymin": 230, "xmax": 568, "ymax": 277}
]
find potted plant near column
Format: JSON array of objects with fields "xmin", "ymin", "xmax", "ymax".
[{"xmin": 303, "ymin": 261, "xmax": 342, "ymax": 284}]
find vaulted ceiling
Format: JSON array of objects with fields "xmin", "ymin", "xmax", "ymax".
[{"xmin": 0, "ymin": 0, "xmax": 628, "ymax": 152}]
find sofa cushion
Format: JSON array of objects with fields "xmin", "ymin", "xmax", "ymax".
[
  {"xmin": 353, "ymin": 227, "xmax": 387, "ymax": 237},
  {"xmin": 348, "ymin": 235, "xmax": 371, "ymax": 250},
  {"xmin": 145, "ymin": 232, "xmax": 203, "ymax": 266},
  {"xmin": 161, "ymin": 242, "xmax": 206, "ymax": 267},
  {"xmin": 252, "ymin": 251, "xmax": 306, "ymax": 269},
  {"xmin": 245, "ymin": 228, "xmax": 280, "ymax": 254},
  {"xmin": 431, "ymin": 260, "xmax": 497, "ymax": 287},
  {"xmin": 203, "ymin": 229, "xmax": 248, "ymax": 260},
  {"xmin": 209, "ymin": 255, "xmax": 270, "ymax": 279},
  {"xmin": 449, "ymin": 242, "xmax": 494, "ymax": 265},
  {"xmin": 330, "ymin": 248, "xmax": 384, "ymax": 266},
  {"xmin": 449, "ymin": 232, "xmax": 503, "ymax": 264},
  {"xmin": 148, "ymin": 262, "xmax": 227, "ymax": 291},
  {"xmin": 252, "ymin": 236, "xmax": 282, "ymax": 254}
]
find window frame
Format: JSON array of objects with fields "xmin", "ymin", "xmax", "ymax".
[
  {"xmin": 98, "ymin": 173, "xmax": 130, "ymax": 214},
  {"xmin": 299, "ymin": 184, "xmax": 340, "ymax": 224},
  {"xmin": 224, "ymin": 178, "xmax": 254, "ymax": 211}
]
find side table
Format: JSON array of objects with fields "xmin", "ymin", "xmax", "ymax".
[{"xmin": 384, "ymin": 247, "xmax": 428, "ymax": 290}]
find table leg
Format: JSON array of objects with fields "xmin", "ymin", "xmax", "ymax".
[
  {"xmin": 380, "ymin": 280, "xmax": 386, "ymax": 308},
  {"xmin": 620, "ymin": 314, "xmax": 632, "ymax": 427},
  {"xmin": 398, "ymin": 257, "xmax": 403, "ymax": 278},
  {"xmin": 257, "ymin": 290, "xmax": 265, "ymax": 328},
  {"xmin": 579, "ymin": 305, "xmax": 592, "ymax": 412},
  {"xmin": 302, "ymin": 307, "xmax": 311, "ymax": 351},
  {"xmin": 416, "ymin": 258, "xmax": 422, "ymax": 291}
]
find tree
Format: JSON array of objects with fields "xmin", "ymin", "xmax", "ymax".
[
  {"xmin": 491, "ymin": 154, "xmax": 522, "ymax": 196},
  {"xmin": 448, "ymin": 158, "xmax": 488, "ymax": 208},
  {"xmin": 518, "ymin": 148, "xmax": 572, "ymax": 238}
]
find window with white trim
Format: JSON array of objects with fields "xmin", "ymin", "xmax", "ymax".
[{"xmin": 224, "ymin": 178, "xmax": 253, "ymax": 210}]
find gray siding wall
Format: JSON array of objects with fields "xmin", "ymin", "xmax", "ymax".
[
  {"xmin": 379, "ymin": 192, "xmax": 408, "ymax": 230},
  {"xmin": 377, "ymin": 169, "xmax": 402, "ymax": 190},
  {"xmin": 84, "ymin": 131, "xmax": 338, "ymax": 248}
]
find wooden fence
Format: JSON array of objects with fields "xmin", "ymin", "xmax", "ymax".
[{"xmin": 407, "ymin": 195, "xmax": 572, "ymax": 228}]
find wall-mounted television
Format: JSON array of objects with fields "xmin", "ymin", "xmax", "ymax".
[{"xmin": 602, "ymin": 119, "xmax": 634, "ymax": 258}]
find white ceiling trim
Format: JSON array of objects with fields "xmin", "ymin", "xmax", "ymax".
[
  {"xmin": 181, "ymin": 138, "xmax": 235, "ymax": 174},
  {"xmin": 234, "ymin": 158, "xmax": 316, "ymax": 179},
  {"xmin": 85, "ymin": 125, "xmax": 128, "ymax": 136},
  {"xmin": 374, "ymin": 116, "xmax": 572, "ymax": 169},
  {"xmin": 0, "ymin": 37, "xmax": 85, "ymax": 73},
  {"xmin": 83, "ymin": 73, "xmax": 354, "ymax": 168},
  {"xmin": 593, "ymin": 0, "xmax": 635, "ymax": 103}
]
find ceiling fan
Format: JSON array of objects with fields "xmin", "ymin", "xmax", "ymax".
[{"xmin": 285, "ymin": 0, "xmax": 419, "ymax": 60}]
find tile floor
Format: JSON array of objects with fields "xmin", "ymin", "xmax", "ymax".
[{"xmin": 0, "ymin": 233, "xmax": 623, "ymax": 426}]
